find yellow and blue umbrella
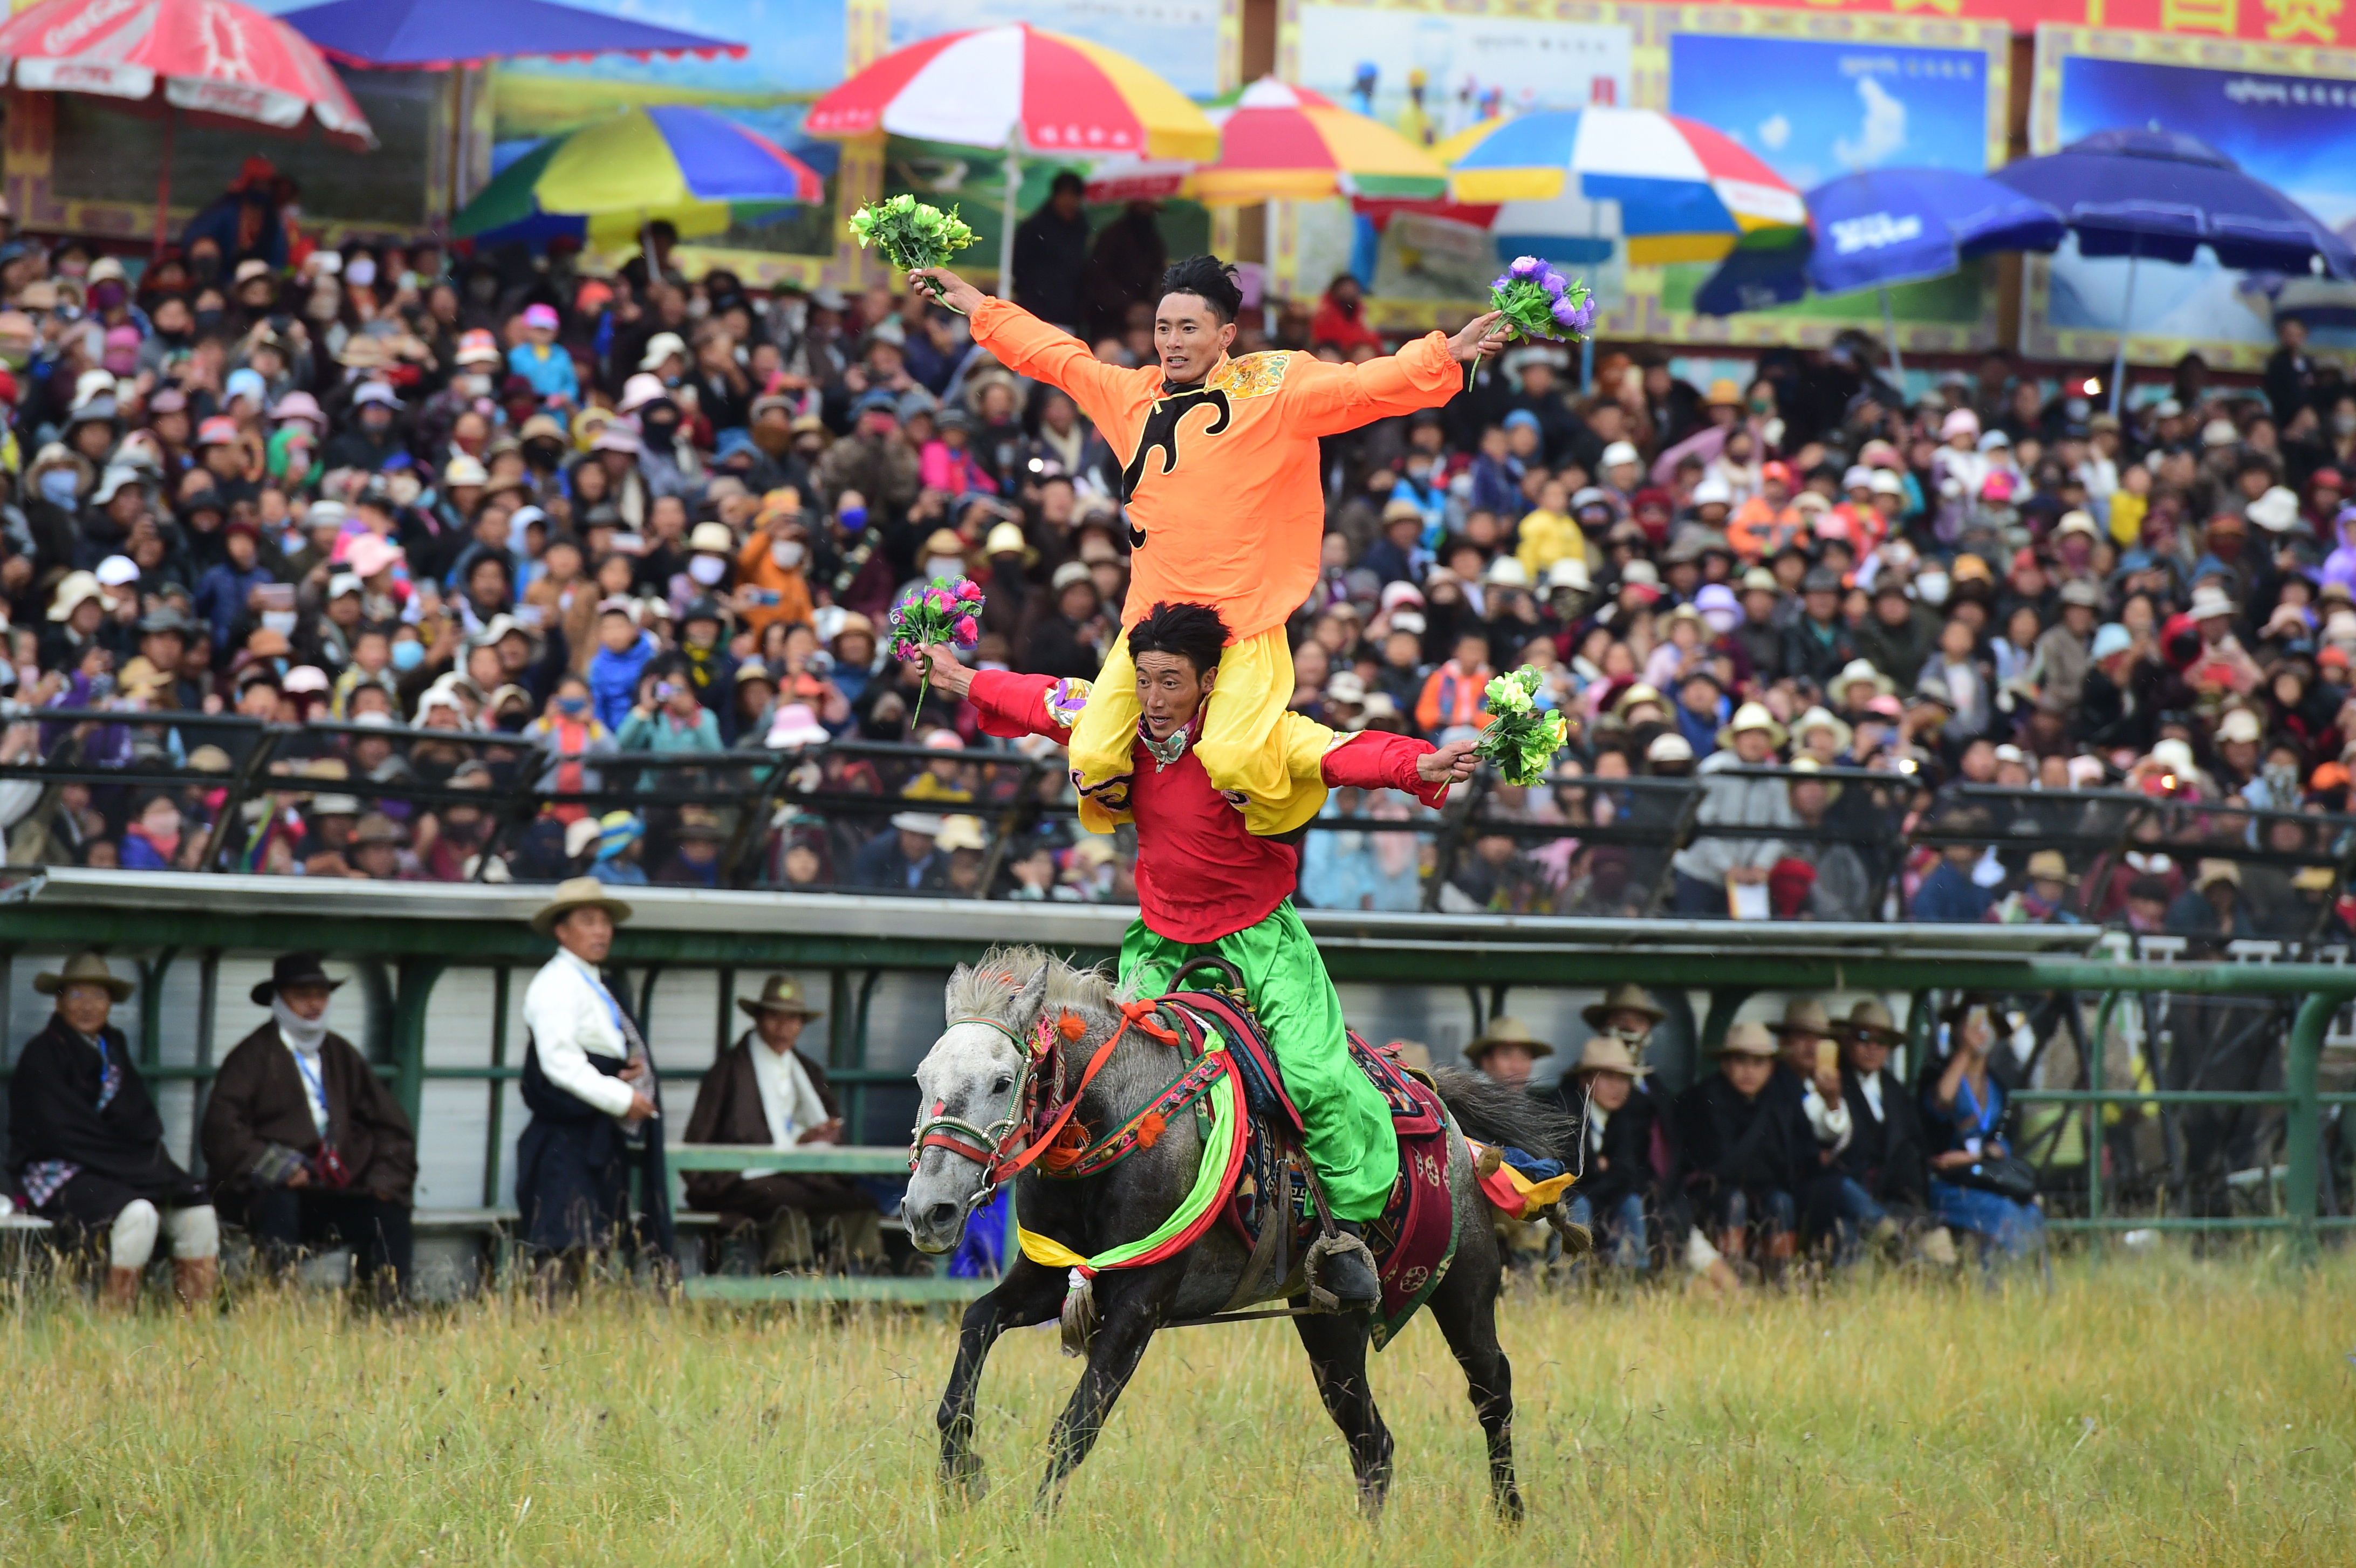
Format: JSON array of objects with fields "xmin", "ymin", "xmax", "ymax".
[
  {"xmin": 1440, "ymin": 107, "xmax": 1805, "ymax": 266},
  {"xmin": 454, "ymin": 105, "xmax": 826, "ymax": 247}
]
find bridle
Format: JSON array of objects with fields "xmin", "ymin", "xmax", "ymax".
[
  {"xmin": 908, "ymin": 1000, "xmax": 1178, "ymax": 1209},
  {"xmin": 908, "ymin": 1014, "xmax": 1038, "ymax": 1208}
]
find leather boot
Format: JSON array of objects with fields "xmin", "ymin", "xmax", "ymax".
[
  {"xmin": 1317, "ymin": 1221, "xmax": 1382, "ymax": 1309},
  {"xmin": 1716, "ymin": 1227, "xmax": 1748, "ymax": 1264},
  {"xmin": 173, "ymin": 1257, "xmax": 217, "ymax": 1311},
  {"xmin": 1765, "ymin": 1230, "xmax": 1798, "ymax": 1285},
  {"xmin": 100, "ymin": 1266, "xmax": 142, "ymax": 1309}
]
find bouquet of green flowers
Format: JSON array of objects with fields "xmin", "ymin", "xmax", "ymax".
[
  {"xmin": 1475, "ymin": 665, "xmax": 1570, "ymax": 786},
  {"xmin": 848, "ymin": 195, "xmax": 981, "ymax": 310},
  {"xmin": 1489, "ymin": 255, "xmax": 1595, "ymax": 342},
  {"xmin": 887, "ymin": 576, "xmax": 985, "ymax": 724}
]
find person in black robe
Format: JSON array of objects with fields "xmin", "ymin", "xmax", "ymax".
[
  {"xmin": 1675, "ymin": 1022, "xmax": 1804, "ymax": 1276},
  {"xmin": 7, "ymin": 952, "xmax": 216, "ymax": 1307},
  {"xmin": 1536, "ymin": 1035, "xmax": 1683, "ymax": 1270},
  {"xmin": 200, "ymin": 952, "xmax": 418, "ymax": 1304},
  {"xmin": 1011, "ymin": 172, "xmax": 1092, "ymax": 332},
  {"xmin": 1819, "ymin": 998, "xmax": 1951, "ymax": 1264},
  {"xmin": 680, "ymin": 974, "xmax": 882, "ymax": 1272}
]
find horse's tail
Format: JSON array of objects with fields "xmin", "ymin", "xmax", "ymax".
[{"xmin": 1428, "ymin": 1067, "xmax": 1574, "ymax": 1163}]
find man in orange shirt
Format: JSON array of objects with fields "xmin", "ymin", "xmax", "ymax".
[
  {"xmin": 732, "ymin": 487, "xmax": 816, "ymax": 641},
  {"xmin": 914, "ymin": 256, "xmax": 1505, "ymax": 835}
]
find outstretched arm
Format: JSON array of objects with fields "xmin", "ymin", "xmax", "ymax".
[
  {"xmin": 909, "ymin": 269, "xmax": 1145, "ymax": 432},
  {"xmin": 1282, "ymin": 715, "xmax": 1475, "ymax": 810},
  {"xmin": 1282, "ymin": 312, "xmax": 1510, "ymax": 439},
  {"xmin": 908, "ymin": 644, "xmax": 1081, "ymax": 743}
]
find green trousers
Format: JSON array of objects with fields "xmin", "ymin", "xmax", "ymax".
[{"xmin": 1122, "ymin": 901, "xmax": 1399, "ymax": 1221}]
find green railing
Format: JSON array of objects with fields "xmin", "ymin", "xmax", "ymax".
[{"xmin": 0, "ymin": 870, "xmax": 2348, "ymax": 1299}]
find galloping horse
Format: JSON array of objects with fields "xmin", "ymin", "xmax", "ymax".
[{"xmin": 902, "ymin": 946, "xmax": 1573, "ymax": 1515}]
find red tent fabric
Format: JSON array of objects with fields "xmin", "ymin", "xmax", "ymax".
[{"xmin": 0, "ymin": 0, "xmax": 374, "ymax": 149}]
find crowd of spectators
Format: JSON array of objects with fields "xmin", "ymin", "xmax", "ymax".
[{"xmin": 1, "ymin": 185, "xmax": 2353, "ymax": 930}]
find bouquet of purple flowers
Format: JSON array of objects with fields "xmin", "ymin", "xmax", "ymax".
[
  {"xmin": 1489, "ymin": 255, "xmax": 1595, "ymax": 343},
  {"xmin": 888, "ymin": 576, "xmax": 985, "ymax": 724}
]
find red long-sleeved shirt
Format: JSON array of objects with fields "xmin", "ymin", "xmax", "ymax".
[{"xmin": 967, "ymin": 670, "xmax": 1447, "ymax": 943}]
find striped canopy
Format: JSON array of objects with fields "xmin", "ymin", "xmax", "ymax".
[
  {"xmin": 1191, "ymin": 77, "xmax": 1446, "ymax": 206},
  {"xmin": 804, "ymin": 23, "xmax": 1216, "ymax": 161},
  {"xmin": 1442, "ymin": 108, "xmax": 1805, "ymax": 266}
]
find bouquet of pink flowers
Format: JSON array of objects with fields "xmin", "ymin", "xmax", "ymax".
[{"xmin": 888, "ymin": 576, "xmax": 985, "ymax": 724}]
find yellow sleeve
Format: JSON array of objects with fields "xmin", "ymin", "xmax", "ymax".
[
  {"xmin": 1273, "ymin": 710, "xmax": 1346, "ymax": 785},
  {"xmin": 970, "ymin": 298, "xmax": 1151, "ymax": 436},
  {"xmin": 1279, "ymin": 333, "xmax": 1464, "ymax": 439}
]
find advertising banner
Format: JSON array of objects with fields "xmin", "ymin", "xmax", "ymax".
[
  {"xmin": 2023, "ymin": 25, "xmax": 2356, "ymax": 371},
  {"xmin": 1649, "ymin": 8, "xmax": 2014, "ymax": 353}
]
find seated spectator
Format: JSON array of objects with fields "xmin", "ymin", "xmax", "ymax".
[
  {"xmin": 854, "ymin": 810, "xmax": 943, "ymax": 891},
  {"xmin": 199, "ymin": 953, "xmax": 417, "ymax": 1304},
  {"xmin": 1465, "ymin": 1016, "xmax": 1550, "ymax": 1088},
  {"xmin": 1825, "ymin": 999, "xmax": 1950, "ymax": 1264},
  {"xmin": 1676, "ymin": 1022, "xmax": 1802, "ymax": 1278},
  {"xmin": 1922, "ymin": 1002, "xmax": 2044, "ymax": 1259},
  {"xmin": 1912, "ymin": 809, "xmax": 1997, "ymax": 921},
  {"xmin": 7, "ymin": 953, "xmax": 217, "ymax": 1308},
  {"xmin": 2166, "ymin": 858, "xmax": 2257, "ymax": 940},
  {"xmin": 680, "ymin": 975, "xmax": 882, "ymax": 1271},
  {"xmin": 1543, "ymin": 1035, "xmax": 1681, "ymax": 1270}
]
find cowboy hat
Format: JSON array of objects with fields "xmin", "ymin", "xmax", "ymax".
[
  {"xmin": 1570, "ymin": 1035, "xmax": 1652, "ymax": 1078},
  {"xmin": 531, "ymin": 875, "xmax": 634, "ymax": 936},
  {"xmin": 1832, "ymin": 658, "xmax": 1895, "ymax": 700},
  {"xmin": 1837, "ymin": 998, "xmax": 1903, "ymax": 1047},
  {"xmin": 250, "ymin": 951, "xmax": 345, "ymax": 1006},
  {"xmin": 1715, "ymin": 1021, "xmax": 1778, "ymax": 1057},
  {"xmin": 2025, "ymin": 850, "xmax": 2077, "ymax": 885},
  {"xmin": 1465, "ymin": 1016, "xmax": 1553, "ymax": 1062},
  {"xmin": 35, "ymin": 951, "xmax": 134, "ymax": 1001},
  {"xmin": 1716, "ymin": 700, "xmax": 1787, "ymax": 750},
  {"xmin": 1769, "ymin": 997, "xmax": 1833, "ymax": 1037},
  {"xmin": 1582, "ymin": 982, "xmax": 1665, "ymax": 1031},
  {"xmin": 737, "ymin": 973, "xmax": 824, "ymax": 1021}
]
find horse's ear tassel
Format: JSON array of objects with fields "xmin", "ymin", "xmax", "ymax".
[
  {"xmin": 1058, "ymin": 1011, "xmax": 1087, "ymax": 1040},
  {"xmin": 1059, "ymin": 1268, "xmax": 1098, "ymax": 1358},
  {"xmin": 1136, "ymin": 1110, "xmax": 1166, "ymax": 1149}
]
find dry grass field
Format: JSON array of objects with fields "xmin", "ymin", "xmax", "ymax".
[{"xmin": 1, "ymin": 1253, "xmax": 2350, "ymax": 1566}]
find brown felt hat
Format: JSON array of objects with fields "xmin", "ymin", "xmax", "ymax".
[
  {"xmin": 1836, "ymin": 999, "xmax": 1903, "ymax": 1047},
  {"xmin": 1467, "ymin": 1016, "xmax": 1553, "ymax": 1062},
  {"xmin": 738, "ymin": 974, "xmax": 824, "ymax": 1021},
  {"xmin": 35, "ymin": 951, "xmax": 134, "ymax": 1002},
  {"xmin": 1581, "ymin": 983, "xmax": 1665, "ymax": 1031},
  {"xmin": 1769, "ymin": 997, "xmax": 1833, "ymax": 1037},
  {"xmin": 532, "ymin": 875, "xmax": 634, "ymax": 936}
]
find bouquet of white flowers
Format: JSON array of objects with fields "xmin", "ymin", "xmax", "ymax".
[{"xmin": 1474, "ymin": 665, "xmax": 1570, "ymax": 786}]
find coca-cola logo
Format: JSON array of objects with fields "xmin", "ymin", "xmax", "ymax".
[{"xmin": 42, "ymin": 0, "xmax": 144, "ymax": 56}]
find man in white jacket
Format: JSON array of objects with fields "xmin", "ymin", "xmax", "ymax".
[
  {"xmin": 1669, "ymin": 702, "xmax": 1796, "ymax": 917},
  {"xmin": 515, "ymin": 878, "xmax": 670, "ymax": 1273}
]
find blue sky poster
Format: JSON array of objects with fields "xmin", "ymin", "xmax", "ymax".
[{"xmin": 2042, "ymin": 51, "xmax": 2356, "ymax": 358}]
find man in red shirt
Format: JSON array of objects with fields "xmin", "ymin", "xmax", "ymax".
[{"xmin": 912, "ymin": 601, "xmax": 1474, "ymax": 1306}]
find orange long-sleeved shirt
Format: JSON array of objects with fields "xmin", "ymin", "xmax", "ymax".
[
  {"xmin": 971, "ymin": 299, "xmax": 1463, "ymax": 642},
  {"xmin": 735, "ymin": 533, "xmax": 816, "ymax": 640}
]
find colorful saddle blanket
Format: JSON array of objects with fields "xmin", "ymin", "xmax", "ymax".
[{"xmin": 1160, "ymin": 991, "xmax": 1458, "ymax": 1349}]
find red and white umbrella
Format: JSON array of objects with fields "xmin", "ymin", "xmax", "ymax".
[
  {"xmin": 0, "ymin": 0, "xmax": 374, "ymax": 250},
  {"xmin": 806, "ymin": 23, "xmax": 1215, "ymax": 294}
]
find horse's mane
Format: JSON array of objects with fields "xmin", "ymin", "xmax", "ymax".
[{"xmin": 946, "ymin": 945, "xmax": 1128, "ymax": 1024}]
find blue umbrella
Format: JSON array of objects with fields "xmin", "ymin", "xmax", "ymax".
[
  {"xmin": 281, "ymin": 0, "xmax": 743, "ymax": 71},
  {"xmin": 1992, "ymin": 127, "xmax": 2356, "ymax": 415},
  {"xmin": 1695, "ymin": 169, "xmax": 2065, "ymax": 381}
]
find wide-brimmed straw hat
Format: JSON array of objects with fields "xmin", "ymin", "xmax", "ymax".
[
  {"xmin": 1582, "ymin": 982, "xmax": 1665, "ymax": 1031},
  {"xmin": 1717, "ymin": 701, "xmax": 1787, "ymax": 750},
  {"xmin": 532, "ymin": 875, "xmax": 634, "ymax": 936},
  {"xmin": 1769, "ymin": 997, "xmax": 1833, "ymax": 1037},
  {"xmin": 1715, "ymin": 1021, "xmax": 1778, "ymax": 1057},
  {"xmin": 35, "ymin": 951, "xmax": 134, "ymax": 1001},
  {"xmin": 1466, "ymin": 1016, "xmax": 1553, "ymax": 1062},
  {"xmin": 1571, "ymin": 1035, "xmax": 1651, "ymax": 1078},
  {"xmin": 1835, "ymin": 999, "xmax": 1903, "ymax": 1047},
  {"xmin": 737, "ymin": 974, "xmax": 824, "ymax": 1021}
]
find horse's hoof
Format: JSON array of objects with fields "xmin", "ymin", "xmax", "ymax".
[{"xmin": 939, "ymin": 1456, "xmax": 988, "ymax": 1502}]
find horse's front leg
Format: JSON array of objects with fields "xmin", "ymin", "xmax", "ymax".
[
  {"xmin": 937, "ymin": 1257, "xmax": 1065, "ymax": 1498},
  {"xmin": 1036, "ymin": 1258, "xmax": 1185, "ymax": 1511}
]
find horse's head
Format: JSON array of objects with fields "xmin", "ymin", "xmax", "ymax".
[{"xmin": 902, "ymin": 953, "xmax": 1053, "ymax": 1253}]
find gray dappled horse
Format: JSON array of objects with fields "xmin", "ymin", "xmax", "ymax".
[{"xmin": 902, "ymin": 946, "xmax": 1573, "ymax": 1515}]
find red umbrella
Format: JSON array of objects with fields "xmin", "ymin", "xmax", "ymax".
[{"xmin": 0, "ymin": 0, "xmax": 375, "ymax": 252}]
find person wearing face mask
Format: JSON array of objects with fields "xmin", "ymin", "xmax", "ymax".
[
  {"xmin": 625, "ymin": 380, "xmax": 702, "ymax": 501},
  {"xmin": 200, "ymin": 954, "xmax": 417, "ymax": 1305},
  {"xmin": 814, "ymin": 388, "xmax": 921, "ymax": 515},
  {"xmin": 732, "ymin": 489, "xmax": 815, "ymax": 641},
  {"xmin": 321, "ymin": 382, "xmax": 408, "ymax": 474},
  {"xmin": 23, "ymin": 443, "xmax": 91, "ymax": 577},
  {"xmin": 677, "ymin": 519, "xmax": 737, "ymax": 612}
]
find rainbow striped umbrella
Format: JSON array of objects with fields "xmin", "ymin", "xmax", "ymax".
[
  {"xmin": 453, "ymin": 106, "xmax": 824, "ymax": 246},
  {"xmin": 1441, "ymin": 108, "xmax": 1805, "ymax": 266},
  {"xmin": 805, "ymin": 24, "xmax": 1216, "ymax": 293},
  {"xmin": 1190, "ymin": 76, "xmax": 1446, "ymax": 206}
]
